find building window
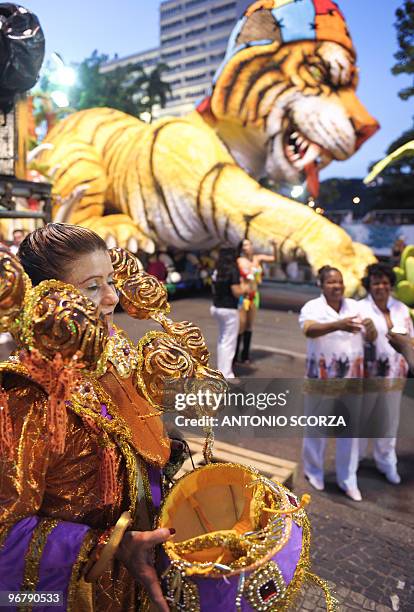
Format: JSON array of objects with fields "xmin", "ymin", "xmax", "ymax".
[
  {"xmin": 185, "ymin": 57, "xmax": 207, "ymax": 68},
  {"xmin": 162, "ymin": 49, "xmax": 183, "ymax": 60},
  {"xmin": 185, "ymin": 26, "xmax": 207, "ymax": 39},
  {"xmin": 161, "ymin": 20, "xmax": 183, "ymax": 32},
  {"xmin": 168, "ymin": 78, "xmax": 182, "ymax": 87},
  {"xmin": 185, "ymin": 0, "xmax": 208, "ymax": 8},
  {"xmin": 185, "ymin": 11, "xmax": 207, "ymax": 23},
  {"xmin": 161, "ymin": 6, "xmax": 182, "ymax": 19},
  {"xmin": 185, "ymin": 72, "xmax": 207, "ymax": 82},
  {"xmin": 186, "ymin": 89, "xmax": 207, "ymax": 99},
  {"xmin": 210, "ymin": 18, "xmax": 235, "ymax": 31},
  {"xmin": 210, "ymin": 52, "xmax": 225, "ymax": 62},
  {"xmin": 162, "ymin": 34, "xmax": 182, "ymax": 46},
  {"xmin": 209, "ymin": 36, "xmax": 229, "ymax": 48},
  {"xmin": 211, "ymin": 2, "xmax": 236, "ymax": 15},
  {"xmin": 185, "ymin": 44, "xmax": 199, "ymax": 53}
]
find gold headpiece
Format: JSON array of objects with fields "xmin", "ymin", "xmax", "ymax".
[
  {"xmin": 0, "ymin": 250, "xmax": 108, "ymax": 457},
  {"xmin": 110, "ymin": 248, "xmax": 227, "ymax": 456}
]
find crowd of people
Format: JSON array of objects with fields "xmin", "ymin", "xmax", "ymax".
[
  {"xmin": 0, "ymin": 221, "xmax": 413, "ymax": 610},
  {"xmin": 209, "ymin": 250, "xmax": 413, "ymax": 503},
  {"xmin": 299, "ymin": 263, "xmax": 413, "ymax": 502}
]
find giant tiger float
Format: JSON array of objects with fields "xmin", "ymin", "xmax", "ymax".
[{"xmin": 36, "ymin": 0, "xmax": 379, "ymax": 294}]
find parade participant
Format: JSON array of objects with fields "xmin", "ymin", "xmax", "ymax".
[
  {"xmin": 299, "ymin": 266, "xmax": 376, "ymax": 501},
  {"xmin": 210, "ymin": 247, "xmax": 248, "ymax": 378},
  {"xmin": 0, "ymin": 223, "xmax": 190, "ymax": 611},
  {"xmin": 387, "ymin": 330, "xmax": 414, "ymax": 373},
  {"xmin": 358, "ymin": 263, "xmax": 414, "ymax": 484},
  {"xmin": 9, "ymin": 228, "xmax": 26, "ymax": 255},
  {"xmin": 235, "ymin": 238, "xmax": 277, "ymax": 364}
]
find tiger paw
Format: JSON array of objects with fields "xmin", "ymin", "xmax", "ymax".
[{"xmin": 79, "ymin": 215, "xmax": 155, "ymax": 253}]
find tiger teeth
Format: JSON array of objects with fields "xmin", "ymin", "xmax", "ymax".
[{"xmin": 296, "ymin": 143, "xmax": 322, "ymax": 169}]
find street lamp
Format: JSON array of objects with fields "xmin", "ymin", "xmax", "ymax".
[
  {"xmin": 50, "ymin": 52, "xmax": 76, "ymax": 87},
  {"xmin": 352, "ymin": 196, "xmax": 361, "ymax": 204},
  {"xmin": 291, "ymin": 185, "xmax": 304, "ymax": 199},
  {"xmin": 50, "ymin": 90, "xmax": 69, "ymax": 108}
]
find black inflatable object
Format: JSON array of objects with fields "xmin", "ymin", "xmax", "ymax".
[{"xmin": 0, "ymin": 3, "xmax": 45, "ymax": 112}]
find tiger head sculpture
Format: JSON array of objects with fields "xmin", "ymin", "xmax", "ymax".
[{"xmin": 197, "ymin": 0, "xmax": 379, "ymax": 197}]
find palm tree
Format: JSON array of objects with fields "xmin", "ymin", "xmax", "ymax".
[{"xmin": 133, "ymin": 63, "xmax": 172, "ymax": 122}]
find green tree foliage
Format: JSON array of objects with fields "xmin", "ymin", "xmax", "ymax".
[
  {"xmin": 131, "ymin": 62, "xmax": 172, "ymax": 121},
  {"xmin": 365, "ymin": 2, "xmax": 414, "ymax": 209},
  {"xmin": 68, "ymin": 51, "xmax": 171, "ymax": 119},
  {"xmin": 392, "ymin": 0, "xmax": 414, "ymax": 100},
  {"xmin": 371, "ymin": 128, "xmax": 414, "ymax": 209}
]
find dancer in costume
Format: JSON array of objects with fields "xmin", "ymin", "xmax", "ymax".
[
  {"xmin": 0, "ymin": 223, "xmax": 223, "ymax": 611},
  {"xmin": 235, "ymin": 239, "xmax": 277, "ymax": 364},
  {"xmin": 211, "ymin": 247, "xmax": 249, "ymax": 378}
]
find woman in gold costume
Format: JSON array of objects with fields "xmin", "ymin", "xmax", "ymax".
[{"xmin": 0, "ymin": 223, "xmax": 218, "ymax": 611}]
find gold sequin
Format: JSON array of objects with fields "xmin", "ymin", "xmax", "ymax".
[
  {"xmin": 95, "ymin": 327, "xmax": 138, "ymax": 379},
  {"xmin": 20, "ymin": 518, "xmax": 59, "ymax": 609},
  {"xmin": 67, "ymin": 530, "xmax": 97, "ymax": 612}
]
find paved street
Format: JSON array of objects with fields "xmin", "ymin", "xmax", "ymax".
[{"xmin": 116, "ymin": 294, "xmax": 414, "ymax": 611}]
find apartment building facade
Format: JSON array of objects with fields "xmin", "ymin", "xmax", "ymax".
[{"xmin": 102, "ymin": 0, "xmax": 250, "ymax": 118}]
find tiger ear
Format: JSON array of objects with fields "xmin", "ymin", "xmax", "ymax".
[{"xmin": 236, "ymin": 9, "xmax": 282, "ymax": 47}]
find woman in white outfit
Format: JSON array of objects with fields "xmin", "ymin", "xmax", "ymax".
[
  {"xmin": 211, "ymin": 247, "xmax": 248, "ymax": 378},
  {"xmin": 358, "ymin": 263, "xmax": 414, "ymax": 484},
  {"xmin": 299, "ymin": 266, "xmax": 376, "ymax": 501}
]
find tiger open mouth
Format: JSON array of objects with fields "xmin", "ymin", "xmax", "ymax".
[{"xmin": 283, "ymin": 126, "xmax": 332, "ymax": 198}]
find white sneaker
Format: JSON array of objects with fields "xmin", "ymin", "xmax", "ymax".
[
  {"xmin": 338, "ymin": 484, "xmax": 362, "ymax": 502},
  {"xmin": 383, "ymin": 470, "xmax": 401, "ymax": 485},
  {"xmin": 304, "ymin": 473, "xmax": 324, "ymax": 491}
]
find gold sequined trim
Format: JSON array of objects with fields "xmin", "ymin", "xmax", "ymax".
[
  {"xmin": 138, "ymin": 457, "xmax": 156, "ymax": 527},
  {"xmin": 69, "ymin": 380, "xmax": 138, "ymax": 517},
  {"xmin": 159, "ymin": 464, "xmax": 293, "ymax": 578},
  {"xmin": 135, "ymin": 330, "xmax": 174, "ymax": 412},
  {"xmin": 13, "ymin": 397, "xmax": 47, "ymax": 498},
  {"xmin": 0, "ymin": 524, "xmax": 12, "ymax": 550},
  {"xmin": 305, "ymin": 571, "xmax": 338, "ymax": 612},
  {"xmin": 66, "ymin": 530, "xmax": 97, "ymax": 612},
  {"xmin": 21, "ymin": 519, "xmax": 59, "ymax": 592},
  {"xmin": 95, "ymin": 327, "xmax": 138, "ymax": 379}
]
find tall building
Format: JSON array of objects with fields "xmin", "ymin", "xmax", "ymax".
[{"xmin": 102, "ymin": 0, "xmax": 251, "ymax": 118}]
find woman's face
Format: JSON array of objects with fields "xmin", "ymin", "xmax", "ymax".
[
  {"xmin": 369, "ymin": 274, "xmax": 392, "ymax": 303},
  {"xmin": 242, "ymin": 239, "xmax": 253, "ymax": 258},
  {"xmin": 322, "ymin": 270, "xmax": 344, "ymax": 302},
  {"xmin": 63, "ymin": 249, "xmax": 119, "ymax": 331}
]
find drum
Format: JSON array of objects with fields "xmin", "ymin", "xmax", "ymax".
[{"xmin": 158, "ymin": 462, "xmax": 335, "ymax": 611}]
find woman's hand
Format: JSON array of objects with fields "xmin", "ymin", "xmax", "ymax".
[
  {"xmin": 387, "ymin": 331, "xmax": 414, "ymax": 372},
  {"xmin": 362, "ymin": 318, "xmax": 377, "ymax": 342},
  {"xmin": 335, "ymin": 317, "xmax": 363, "ymax": 333},
  {"xmin": 116, "ymin": 527, "xmax": 174, "ymax": 612}
]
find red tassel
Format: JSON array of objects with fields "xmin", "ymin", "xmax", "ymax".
[
  {"xmin": 99, "ymin": 445, "xmax": 118, "ymax": 505},
  {"xmin": 19, "ymin": 350, "xmax": 82, "ymax": 454},
  {"xmin": 82, "ymin": 415, "xmax": 118, "ymax": 506},
  {"xmin": 0, "ymin": 386, "xmax": 13, "ymax": 459}
]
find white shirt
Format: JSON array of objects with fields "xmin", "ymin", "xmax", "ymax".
[
  {"xmin": 299, "ymin": 295, "xmax": 364, "ymax": 379},
  {"xmin": 358, "ymin": 294, "xmax": 413, "ymax": 378}
]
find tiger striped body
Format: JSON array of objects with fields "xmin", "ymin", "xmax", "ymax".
[{"xmin": 37, "ymin": 1, "xmax": 380, "ymax": 294}]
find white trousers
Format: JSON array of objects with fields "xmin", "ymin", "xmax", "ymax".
[
  {"xmin": 210, "ymin": 306, "xmax": 240, "ymax": 378},
  {"xmin": 359, "ymin": 390, "xmax": 402, "ymax": 473},
  {"xmin": 302, "ymin": 393, "xmax": 362, "ymax": 490}
]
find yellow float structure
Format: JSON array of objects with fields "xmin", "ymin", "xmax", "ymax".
[{"xmin": 36, "ymin": 0, "xmax": 380, "ymax": 294}]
